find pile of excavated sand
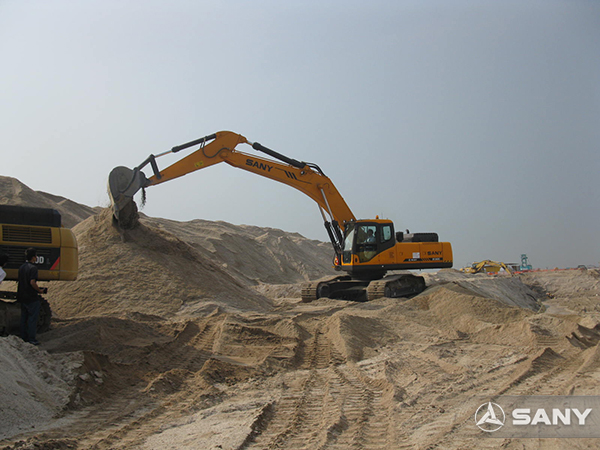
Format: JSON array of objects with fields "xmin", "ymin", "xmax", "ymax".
[
  {"xmin": 0, "ymin": 336, "xmax": 83, "ymax": 440},
  {"xmin": 147, "ymin": 216, "xmax": 335, "ymax": 286},
  {"xmin": 0, "ymin": 176, "xmax": 98, "ymax": 228},
  {"xmin": 1, "ymin": 174, "xmax": 334, "ymax": 290},
  {"xmin": 521, "ymin": 269, "xmax": 600, "ymax": 299},
  {"xmin": 48, "ymin": 209, "xmax": 273, "ymax": 318},
  {"xmin": 422, "ymin": 269, "xmax": 543, "ymax": 312}
]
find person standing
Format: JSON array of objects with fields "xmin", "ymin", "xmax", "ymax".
[{"xmin": 17, "ymin": 248, "xmax": 47, "ymax": 345}]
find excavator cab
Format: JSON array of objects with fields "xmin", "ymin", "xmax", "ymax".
[
  {"xmin": 301, "ymin": 219, "xmax": 452, "ymax": 302},
  {"xmin": 335, "ymin": 218, "xmax": 452, "ymax": 278},
  {"xmin": 341, "ymin": 220, "xmax": 395, "ymax": 266}
]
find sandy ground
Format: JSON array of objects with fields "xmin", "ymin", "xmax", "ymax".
[{"xmin": 1, "ymin": 178, "xmax": 600, "ymax": 449}]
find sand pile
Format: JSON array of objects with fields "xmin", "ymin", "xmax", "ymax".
[
  {"xmin": 46, "ymin": 206, "xmax": 339, "ymax": 319},
  {"xmin": 0, "ymin": 176, "xmax": 97, "ymax": 228},
  {"xmin": 4, "ymin": 178, "xmax": 600, "ymax": 449},
  {"xmin": 0, "ymin": 336, "xmax": 83, "ymax": 440},
  {"xmin": 48, "ymin": 209, "xmax": 273, "ymax": 318},
  {"xmin": 423, "ymin": 269, "xmax": 543, "ymax": 312},
  {"xmin": 145, "ymin": 216, "xmax": 335, "ymax": 285}
]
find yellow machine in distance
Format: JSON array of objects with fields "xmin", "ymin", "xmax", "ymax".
[
  {"xmin": 460, "ymin": 260, "xmax": 514, "ymax": 275},
  {"xmin": 108, "ymin": 131, "xmax": 452, "ymax": 301}
]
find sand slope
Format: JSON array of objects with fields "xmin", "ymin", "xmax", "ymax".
[
  {"xmin": 1, "ymin": 179, "xmax": 600, "ymax": 449},
  {"xmin": 48, "ymin": 209, "xmax": 273, "ymax": 318},
  {"xmin": 0, "ymin": 176, "xmax": 98, "ymax": 228},
  {"xmin": 6, "ymin": 271, "xmax": 599, "ymax": 449},
  {"xmin": 145, "ymin": 216, "xmax": 336, "ymax": 285}
]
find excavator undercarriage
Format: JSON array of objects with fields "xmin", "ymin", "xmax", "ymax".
[
  {"xmin": 0, "ymin": 291, "xmax": 52, "ymax": 335},
  {"xmin": 301, "ymin": 272, "xmax": 427, "ymax": 302}
]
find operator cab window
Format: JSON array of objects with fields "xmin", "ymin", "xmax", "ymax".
[
  {"xmin": 342, "ymin": 226, "xmax": 355, "ymax": 264},
  {"xmin": 357, "ymin": 225, "xmax": 377, "ymax": 262},
  {"xmin": 357, "ymin": 225, "xmax": 377, "ymax": 245},
  {"xmin": 381, "ymin": 224, "xmax": 392, "ymax": 243}
]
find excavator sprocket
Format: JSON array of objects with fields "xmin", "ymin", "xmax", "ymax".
[{"xmin": 366, "ymin": 273, "xmax": 426, "ymax": 301}]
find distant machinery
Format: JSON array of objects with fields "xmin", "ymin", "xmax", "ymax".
[
  {"xmin": 520, "ymin": 254, "xmax": 533, "ymax": 271},
  {"xmin": 460, "ymin": 260, "xmax": 514, "ymax": 275}
]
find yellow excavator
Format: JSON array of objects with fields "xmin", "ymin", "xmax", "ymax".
[
  {"xmin": 460, "ymin": 260, "xmax": 514, "ymax": 275},
  {"xmin": 108, "ymin": 131, "xmax": 453, "ymax": 301},
  {"xmin": 0, "ymin": 205, "xmax": 78, "ymax": 334}
]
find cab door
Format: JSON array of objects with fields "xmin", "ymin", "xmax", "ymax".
[{"xmin": 352, "ymin": 222, "xmax": 396, "ymax": 264}]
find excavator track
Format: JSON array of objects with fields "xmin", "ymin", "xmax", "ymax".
[
  {"xmin": 1, "ymin": 295, "xmax": 52, "ymax": 335},
  {"xmin": 300, "ymin": 282, "xmax": 319, "ymax": 303},
  {"xmin": 301, "ymin": 276, "xmax": 350, "ymax": 302},
  {"xmin": 366, "ymin": 274, "xmax": 426, "ymax": 301},
  {"xmin": 303, "ymin": 274, "xmax": 427, "ymax": 302}
]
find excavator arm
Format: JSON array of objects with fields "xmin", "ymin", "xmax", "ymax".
[{"xmin": 108, "ymin": 131, "xmax": 355, "ymax": 256}]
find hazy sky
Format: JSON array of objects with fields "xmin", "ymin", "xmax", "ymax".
[{"xmin": 1, "ymin": 0, "xmax": 598, "ymax": 269}]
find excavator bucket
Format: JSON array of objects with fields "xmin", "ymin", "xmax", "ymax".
[{"xmin": 107, "ymin": 166, "xmax": 147, "ymax": 229}]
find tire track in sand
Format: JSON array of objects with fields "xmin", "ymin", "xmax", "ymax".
[
  {"xmin": 244, "ymin": 325, "xmax": 336, "ymax": 449},
  {"xmin": 48, "ymin": 315, "xmax": 225, "ymax": 450},
  {"xmin": 244, "ymin": 325, "xmax": 391, "ymax": 449}
]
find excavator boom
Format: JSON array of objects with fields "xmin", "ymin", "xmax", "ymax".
[{"xmin": 108, "ymin": 131, "xmax": 354, "ymax": 255}]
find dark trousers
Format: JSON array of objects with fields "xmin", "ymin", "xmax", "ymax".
[{"xmin": 20, "ymin": 300, "xmax": 41, "ymax": 343}]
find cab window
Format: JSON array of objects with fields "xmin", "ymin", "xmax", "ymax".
[
  {"xmin": 356, "ymin": 225, "xmax": 378, "ymax": 262},
  {"xmin": 357, "ymin": 225, "xmax": 377, "ymax": 244},
  {"xmin": 381, "ymin": 224, "xmax": 392, "ymax": 243},
  {"xmin": 342, "ymin": 227, "xmax": 355, "ymax": 264}
]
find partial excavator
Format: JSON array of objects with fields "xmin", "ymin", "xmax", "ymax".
[
  {"xmin": 0, "ymin": 205, "xmax": 78, "ymax": 334},
  {"xmin": 460, "ymin": 260, "xmax": 514, "ymax": 275},
  {"xmin": 108, "ymin": 131, "xmax": 452, "ymax": 301}
]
